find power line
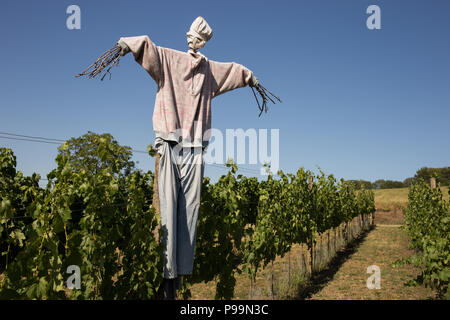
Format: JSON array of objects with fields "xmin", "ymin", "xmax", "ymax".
[
  {"xmin": 0, "ymin": 131, "xmax": 147, "ymax": 154},
  {"xmin": 0, "ymin": 135, "xmax": 61, "ymax": 145},
  {"xmin": 0, "ymin": 131, "xmax": 64, "ymax": 142},
  {"xmin": 207, "ymin": 163, "xmax": 261, "ymax": 175},
  {"xmin": 1, "ymin": 130, "xmax": 263, "ymax": 174}
]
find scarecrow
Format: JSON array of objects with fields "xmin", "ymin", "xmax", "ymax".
[{"xmin": 77, "ymin": 16, "xmax": 280, "ymax": 299}]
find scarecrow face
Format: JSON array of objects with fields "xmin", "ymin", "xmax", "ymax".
[{"xmin": 187, "ymin": 31, "xmax": 205, "ymax": 51}]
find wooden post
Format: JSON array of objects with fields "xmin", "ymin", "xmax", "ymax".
[
  {"xmin": 327, "ymin": 231, "xmax": 330, "ymax": 265},
  {"xmin": 318, "ymin": 234, "xmax": 322, "ymax": 271},
  {"xmin": 153, "ymin": 153, "xmax": 161, "ymax": 242},
  {"xmin": 310, "ymin": 240, "xmax": 314, "ymax": 275},
  {"xmin": 348, "ymin": 221, "xmax": 350, "ymax": 242},
  {"xmin": 153, "ymin": 152, "xmax": 164, "ymax": 300},
  {"xmin": 308, "ymin": 175, "xmax": 314, "ymax": 275},
  {"xmin": 430, "ymin": 177, "xmax": 436, "ymax": 189},
  {"xmin": 334, "ymin": 227, "xmax": 337, "ymax": 255},
  {"xmin": 288, "ymin": 251, "xmax": 291, "ymax": 294},
  {"xmin": 271, "ymin": 260, "xmax": 274, "ymax": 300}
]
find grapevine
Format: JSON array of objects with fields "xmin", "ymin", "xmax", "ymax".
[{"xmin": 0, "ymin": 140, "xmax": 375, "ymax": 300}]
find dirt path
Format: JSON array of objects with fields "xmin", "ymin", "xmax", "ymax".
[
  {"xmin": 188, "ymin": 211, "xmax": 437, "ymax": 300},
  {"xmin": 306, "ymin": 225, "xmax": 436, "ymax": 300}
]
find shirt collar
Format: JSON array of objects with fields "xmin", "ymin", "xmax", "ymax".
[{"xmin": 188, "ymin": 49, "xmax": 208, "ymax": 62}]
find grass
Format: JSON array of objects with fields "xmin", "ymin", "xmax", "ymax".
[
  {"xmin": 187, "ymin": 186, "xmax": 450, "ymax": 299},
  {"xmin": 188, "ymin": 221, "xmax": 438, "ymax": 300},
  {"xmin": 373, "ymin": 188, "xmax": 410, "ymax": 211},
  {"xmin": 307, "ymin": 225, "xmax": 436, "ymax": 300},
  {"xmin": 373, "ymin": 186, "xmax": 448, "ymax": 212},
  {"xmin": 187, "ymin": 216, "xmax": 373, "ymax": 300}
]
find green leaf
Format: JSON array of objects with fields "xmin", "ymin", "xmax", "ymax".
[
  {"xmin": 9, "ymin": 229, "xmax": 26, "ymax": 247},
  {"xmin": 26, "ymin": 283, "xmax": 38, "ymax": 299}
]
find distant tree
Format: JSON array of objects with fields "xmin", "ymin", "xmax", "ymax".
[
  {"xmin": 372, "ymin": 179, "xmax": 385, "ymax": 189},
  {"xmin": 414, "ymin": 167, "xmax": 450, "ymax": 185},
  {"xmin": 56, "ymin": 131, "xmax": 135, "ymax": 177},
  {"xmin": 403, "ymin": 177, "xmax": 415, "ymax": 187},
  {"xmin": 345, "ymin": 180, "xmax": 373, "ymax": 190},
  {"xmin": 346, "ymin": 166, "xmax": 450, "ymax": 190},
  {"xmin": 361, "ymin": 180, "xmax": 373, "ymax": 189},
  {"xmin": 373, "ymin": 179, "xmax": 405, "ymax": 189}
]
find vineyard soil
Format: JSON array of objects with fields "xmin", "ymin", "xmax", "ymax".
[
  {"xmin": 188, "ymin": 225, "xmax": 436, "ymax": 299},
  {"xmin": 308, "ymin": 225, "xmax": 436, "ymax": 300}
]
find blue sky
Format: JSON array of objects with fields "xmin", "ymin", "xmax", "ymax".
[{"xmin": 0, "ymin": 0, "xmax": 449, "ymax": 185}]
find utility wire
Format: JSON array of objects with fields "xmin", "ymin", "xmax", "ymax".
[
  {"xmin": 0, "ymin": 131, "xmax": 64, "ymax": 142},
  {"xmin": 0, "ymin": 135, "xmax": 61, "ymax": 145},
  {"xmin": 0, "ymin": 130, "xmax": 263, "ymax": 174},
  {"xmin": 0, "ymin": 132, "xmax": 147, "ymax": 154}
]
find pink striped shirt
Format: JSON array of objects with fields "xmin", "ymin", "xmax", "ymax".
[{"xmin": 120, "ymin": 35, "xmax": 252, "ymax": 147}]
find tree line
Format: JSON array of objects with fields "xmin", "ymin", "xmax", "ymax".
[{"xmin": 346, "ymin": 166, "xmax": 450, "ymax": 190}]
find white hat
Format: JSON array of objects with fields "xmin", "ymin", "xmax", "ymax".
[{"xmin": 187, "ymin": 16, "xmax": 213, "ymax": 42}]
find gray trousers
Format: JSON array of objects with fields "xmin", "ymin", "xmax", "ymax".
[{"xmin": 156, "ymin": 138, "xmax": 204, "ymax": 279}]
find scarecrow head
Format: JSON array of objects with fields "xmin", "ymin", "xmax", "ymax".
[{"xmin": 187, "ymin": 16, "xmax": 213, "ymax": 51}]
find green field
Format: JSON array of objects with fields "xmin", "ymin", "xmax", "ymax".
[{"xmin": 373, "ymin": 186, "xmax": 449, "ymax": 211}]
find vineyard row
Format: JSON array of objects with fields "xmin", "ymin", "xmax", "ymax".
[{"xmin": 0, "ymin": 142, "xmax": 375, "ymax": 299}]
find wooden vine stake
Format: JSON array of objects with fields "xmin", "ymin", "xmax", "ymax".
[
  {"xmin": 327, "ymin": 231, "xmax": 330, "ymax": 265},
  {"xmin": 288, "ymin": 250, "xmax": 291, "ymax": 296},
  {"xmin": 430, "ymin": 177, "xmax": 436, "ymax": 189},
  {"xmin": 153, "ymin": 153, "xmax": 161, "ymax": 243},
  {"xmin": 152, "ymin": 151, "xmax": 166, "ymax": 300},
  {"xmin": 308, "ymin": 175, "xmax": 314, "ymax": 276},
  {"xmin": 271, "ymin": 260, "xmax": 274, "ymax": 300},
  {"xmin": 333, "ymin": 227, "xmax": 336, "ymax": 252}
]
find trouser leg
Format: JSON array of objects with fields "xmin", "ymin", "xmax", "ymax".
[
  {"xmin": 176, "ymin": 147, "xmax": 204, "ymax": 275},
  {"xmin": 158, "ymin": 141, "xmax": 181, "ymax": 279},
  {"xmin": 160, "ymin": 278, "xmax": 175, "ymax": 300}
]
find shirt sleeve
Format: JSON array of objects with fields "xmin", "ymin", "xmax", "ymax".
[
  {"xmin": 209, "ymin": 60, "xmax": 252, "ymax": 98},
  {"xmin": 119, "ymin": 35, "xmax": 162, "ymax": 86}
]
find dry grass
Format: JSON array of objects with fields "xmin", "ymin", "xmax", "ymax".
[
  {"xmin": 373, "ymin": 188, "xmax": 409, "ymax": 212},
  {"xmin": 374, "ymin": 207, "xmax": 405, "ymax": 225},
  {"xmin": 188, "ymin": 243, "xmax": 312, "ymax": 300},
  {"xmin": 307, "ymin": 225, "xmax": 436, "ymax": 300},
  {"xmin": 187, "ymin": 208, "xmax": 439, "ymax": 300},
  {"xmin": 373, "ymin": 186, "xmax": 449, "ymax": 212},
  {"xmin": 187, "ymin": 216, "xmax": 373, "ymax": 300}
]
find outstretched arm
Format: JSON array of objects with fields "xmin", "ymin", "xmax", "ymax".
[
  {"xmin": 209, "ymin": 60, "xmax": 258, "ymax": 98},
  {"xmin": 117, "ymin": 36, "xmax": 162, "ymax": 86},
  {"xmin": 209, "ymin": 60, "xmax": 280, "ymax": 117}
]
